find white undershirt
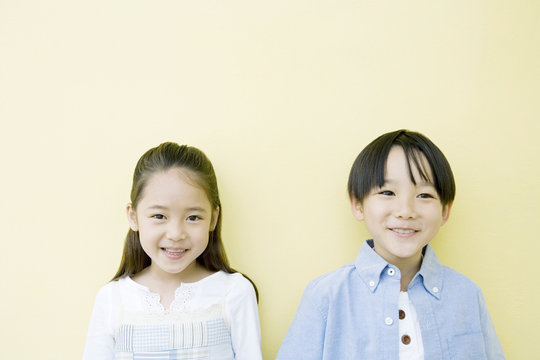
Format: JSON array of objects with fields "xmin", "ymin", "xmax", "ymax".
[{"xmin": 398, "ymin": 291, "xmax": 424, "ymax": 360}]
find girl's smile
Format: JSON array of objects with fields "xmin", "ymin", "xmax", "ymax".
[
  {"xmin": 161, "ymin": 247, "xmax": 187, "ymax": 260},
  {"xmin": 127, "ymin": 167, "xmax": 219, "ymax": 283}
]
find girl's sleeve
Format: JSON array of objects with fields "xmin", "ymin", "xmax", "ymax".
[
  {"xmin": 225, "ymin": 274, "xmax": 262, "ymax": 360},
  {"xmin": 82, "ymin": 283, "xmax": 116, "ymax": 360}
]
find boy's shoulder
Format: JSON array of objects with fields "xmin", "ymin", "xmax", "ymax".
[
  {"xmin": 421, "ymin": 244, "xmax": 484, "ymax": 297},
  {"xmin": 303, "ymin": 262, "xmax": 359, "ymax": 300},
  {"xmin": 439, "ymin": 263, "xmax": 483, "ymax": 294}
]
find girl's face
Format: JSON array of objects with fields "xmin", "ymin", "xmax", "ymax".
[
  {"xmin": 351, "ymin": 146, "xmax": 451, "ymax": 270},
  {"xmin": 127, "ymin": 168, "xmax": 218, "ymax": 281}
]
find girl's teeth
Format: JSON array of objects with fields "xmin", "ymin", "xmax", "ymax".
[{"xmin": 165, "ymin": 249, "xmax": 186, "ymax": 253}]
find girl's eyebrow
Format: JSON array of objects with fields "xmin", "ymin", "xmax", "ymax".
[
  {"xmin": 186, "ymin": 206, "xmax": 208, "ymax": 213},
  {"xmin": 148, "ymin": 205, "xmax": 168, "ymax": 210},
  {"xmin": 147, "ymin": 205, "xmax": 208, "ymax": 213}
]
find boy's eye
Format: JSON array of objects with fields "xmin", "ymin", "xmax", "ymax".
[
  {"xmin": 152, "ymin": 214, "xmax": 166, "ymax": 220},
  {"xmin": 378, "ymin": 190, "xmax": 395, "ymax": 196},
  {"xmin": 187, "ymin": 215, "xmax": 201, "ymax": 221},
  {"xmin": 417, "ymin": 193, "xmax": 435, "ymax": 199}
]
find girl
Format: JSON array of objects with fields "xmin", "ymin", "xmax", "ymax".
[{"xmin": 83, "ymin": 142, "xmax": 262, "ymax": 360}]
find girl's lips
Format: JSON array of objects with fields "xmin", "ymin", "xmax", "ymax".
[{"xmin": 161, "ymin": 248, "xmax": 187, "ymax": 259}]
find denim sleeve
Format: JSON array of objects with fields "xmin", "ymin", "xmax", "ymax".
[
  {"xmin": 478, "ymin": 289, "xmax": 506, "ymax": 359},
  {"xmin": 276, "ymin": 282, "xmax": 326, "ymax": 360}
]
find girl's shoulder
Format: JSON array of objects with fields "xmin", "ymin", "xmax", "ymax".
[
  {"xmin": 93, "ymin": 276, "xmax": 148, "ymax": 303},
  {"xmin": 193, "ymin": 271, "xmax": 256, "ymax": 304},
  {"xmin": 194, "ymin": 271, "xmax": 254, "ymax": 295}
]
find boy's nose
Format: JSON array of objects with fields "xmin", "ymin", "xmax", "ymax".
[{"xmin": 394, "ymin": 197, "xmax": 417, "ymax": 219}]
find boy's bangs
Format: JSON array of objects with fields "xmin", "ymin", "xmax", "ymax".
[
  {"xmin": 403, "ymin": 148, "xmax": 434, "ymax": 186},
  {"xmin": 373, "ymin": 147, "xmax": 434, "ymax": 190}
]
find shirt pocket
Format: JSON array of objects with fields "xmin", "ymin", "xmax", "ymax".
[{"xmin": 448, "ymin": 332, "xmax": 487, "ymax": 360}]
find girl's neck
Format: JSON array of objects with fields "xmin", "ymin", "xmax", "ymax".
[
  {"xmin": 132, "ymin": 262, "xmax": 215, "ymax": 309},
  {"xmin": 133, "ymin": 262, "xmax": 214, "ymax": 292}
]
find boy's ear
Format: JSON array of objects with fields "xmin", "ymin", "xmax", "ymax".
[
  {"xmin": 126, "ymin": 203, "xmax": 139, "ymax": 231},
  {"xmin": 350, "ymin": 197, "xmax": 365, "ymax": 221},
  {"xmin": 210, "ymin": 206, "xmax": 220, "ymax": 231},
  {"xmin": 441, "ymin": 202, "xmax": 453, "ymax": 225}
]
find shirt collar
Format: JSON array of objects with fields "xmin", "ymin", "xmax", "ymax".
[
  {"xmin": 354, "ymin": 240, "xmax": 444, "ymax": 299},
  {"xmin": 416, "ymin": 244, "xmax": 444, "ymax": 299}
]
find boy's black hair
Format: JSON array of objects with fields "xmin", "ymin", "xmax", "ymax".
[{"xmin": 347, "ymin": 129, "xmax": 455, "ymax": 206}]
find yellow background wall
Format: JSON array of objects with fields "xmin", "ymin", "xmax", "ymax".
[{"xmin": 1, "ymin": 1, "xmax": 538, "ymax": 359}]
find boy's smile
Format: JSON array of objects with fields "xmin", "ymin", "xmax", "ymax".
[{"xmin": 351, "ymin": 146, "xmax": 451, "ymax": 273}]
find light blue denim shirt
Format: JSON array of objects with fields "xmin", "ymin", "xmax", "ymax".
[{"xmin": 277, "ymin": 240, "xmax": 504, "ymax": 360}]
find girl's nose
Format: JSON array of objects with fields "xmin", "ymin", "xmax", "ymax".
[
  {"xmin": 394, "ymin": 196, "xmax": 417, "ymax": 219},
  {"xmin": 167, "ymin": 222, "xmax": 186, "ymax": 241}
]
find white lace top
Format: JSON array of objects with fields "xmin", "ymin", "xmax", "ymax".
[{"xmin": 83, "ymin": 271, "xmax": 261, "ymax": 360}]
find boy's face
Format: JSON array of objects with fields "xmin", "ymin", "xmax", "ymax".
[{"xmin": 351, "ymin": 146, "xmax": 451, "ymax": 268}]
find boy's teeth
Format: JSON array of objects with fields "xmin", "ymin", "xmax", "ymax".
[{"xmin": 393, "ymin": 228, "xmax": 414, "ymax": 234}]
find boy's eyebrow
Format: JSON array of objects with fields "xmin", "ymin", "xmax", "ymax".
[
  {"xmin": 417, "ymin": 181, "xmax": 436, "ymax": 187},
  {"xmin": 381, "ymin": 178, "xmax": 435, "ymax": 187},
  {"xmin": 380, "ymin": 179, "xmax": 397, "ymax": 186}
]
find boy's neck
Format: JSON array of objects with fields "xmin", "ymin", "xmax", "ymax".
[{"xmin": 394, "ymin": 256, "xmax": 423, "ymax": 291}]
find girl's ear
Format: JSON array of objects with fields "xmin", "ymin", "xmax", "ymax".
[
  {"xmin": 350, "ymin": 197, "xmax": 365, "ymax": 221},
  {"xmin": 441, "ymin": 202, "xmax": 453, "ymax": 225},
  {"xmin": 210, "ymin": 206, "xmax": 220, "ymax": 231},
  {"xmin": 126, "ymin": 203, "xmax": 139, "ymax": 231}
]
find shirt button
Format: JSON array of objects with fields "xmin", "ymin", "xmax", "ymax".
[
  {"xmin": 369, "ymin": 280, "xmax": 375, "ymax": 287},
  {"xmin": 399, "ymin": 309, "xmax": 406, "ymax": 320},
  {"xmin": 433, "ymin": 287, "xmax": 439, "ymax": 293},
  {"xmin": 385, "ymin": 317, "xmax": 393, "ymax": 325},
  {"xmin": 401, "ymin": 334, "xmax": 411, "ymax": 345},
  {"xmin": 387, "ymin": 268, "xmax": 395, "ymax": 276}
]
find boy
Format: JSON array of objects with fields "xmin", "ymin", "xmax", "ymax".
[{"xmin": 277, "ymin": 130, "xmax": 504, "ymax": 359}]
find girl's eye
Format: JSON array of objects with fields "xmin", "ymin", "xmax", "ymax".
[
  {"xmin": 152, "ymin": 214, "xmax": 166, "ymax": 220},
  {"xmin": 379, "ymin": 190, "xmax": 395, "ymax": 196},
  {"xmin": 187, "ymin": 215, "xmax": 201, "ymax": 221},
  {"xmin": 417, "ymin": 193, "xmax": 435, "ymax": 199}
]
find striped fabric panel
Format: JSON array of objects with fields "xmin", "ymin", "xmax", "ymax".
[
  {"xmin": 169, "ymin": 347, "xmax": 209, "ymax": 359},
  {"xmin": 172, "ymin": 320, "xmax": 207, "ymax": 348},
  {"xmin": 116, "ymin": 324, "xmax": 134, "ymax": 352},
  {"xmin": 124, "ymin": 348, "xmax": 208, "ymax": 360},
  {"xmin": 115, "ymin": 318, "xmax": 231, "ymax": 355},
  {"xmin": 132, "ymin": 351, "xmax": 169, "ymax": 360},
  {"xmin": 114, "ymin": 353, "xmax": 133, "ymax": 360}
]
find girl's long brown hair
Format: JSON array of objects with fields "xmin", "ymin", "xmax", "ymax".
[{"xmin": 112, "ymin": 142, "xmax": 258, "ymax": 300}]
